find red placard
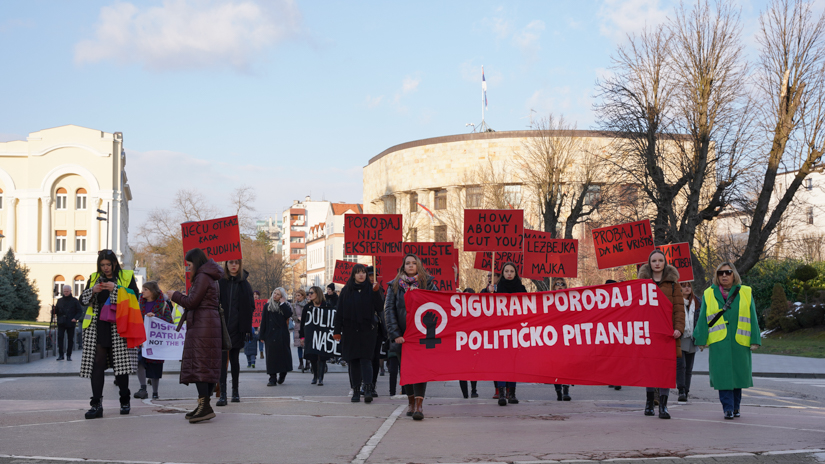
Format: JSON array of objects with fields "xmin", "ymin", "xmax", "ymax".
[
  {"xmin": 463, "ymin": 209, "xmax": 524, "ymax": 251},
  {"xmin": 591, "ymin": 219, "xmax": 654, "ymax": 270},
  {"xmin": 333, "ymin": 260, "xmax": 357, "ymax": 285},
  {"xmin": 252, "ymin": 299, "xmax": 266, "ymax": 328},
  {"xmin": 181, "ymin": 215, "xmax": 242, "ymax": 261},
  {"xmin": 656, "ymin": 242, "xmax": 694, "ymax": 282},
  {"xmin": 344, "ymin": 214, "xmax": 403, "ymax": 256},
  {"xmin": 400, "ymin": 280, "xmax": 676, "ymax": 387},
  {"xmin": 473, "ymin": 251, "xmax": 523, "ymax": 274},
  {"xmin": 522, "ymin": 229, "xmax": 578, "ymax": 279},
  {"xmin": 377, "ymin": 243, "xmax": 459, "ymax": 291}
]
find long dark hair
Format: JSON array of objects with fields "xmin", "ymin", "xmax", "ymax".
[
  {"xmin": 392, "ymin": 253, "xmax": 430, "ymax": 293},
  {"xmin": 185, "ymin": 248, "xmax": 209, "ymax": 276},
  {"xmin": 97, "ymin": 249, "xmax": 122, "ymax": 281},
  {"xmin": 309, "ymin": 286, "xmax": 326, "ymax": 306},
  {"xmin": 340, "ymin": 263, "xmax": 370, "ymax": 303}
]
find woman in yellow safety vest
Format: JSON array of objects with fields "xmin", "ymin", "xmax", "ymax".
[
  {"xmin": 79, "ymin": 249, "xmax": 140, "ymax": 419},
  {"xmin": 693, "ymin": 262, "xmax": 761, "ymax": 420}
]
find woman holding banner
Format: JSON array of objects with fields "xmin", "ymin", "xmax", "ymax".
[
  {"xmin": 135, "ymin": 281, "xmax": 174, "ymax": 400},
  {"xmin": 384, "ymin": 253, "xmax": 438, "ymax": 421},
  {"xmin": 168, "ymin": 248, "xmax": 224, "ymax": 424},
  {"xmin": 292, "ymin": 289, "xmax": 308, "ymax": 371},
  {"xmin": 637, "ymin": 250, "xmax": 685, "ymax": 420},
  {"xmin": 693, "ymin": 262, "xmax": 760, "ymax": 420},
  {"xmin": 551, "ymin": 278, "xmax": 572, "ymax": 402},
  {"xmin": 333, "ymin": 264, "xmax": 384, "ymax": 403},
  {"xmin": 489, "ymin": 262, "xmax": 526, "ymax": 406},
  {"xmin": 300, "ymin": 286, "xmax": 330, "ymax": 385},
  {"xmin": 259, "ymin": 287, "xmax": 293, "ymax": 386},
  {"xmin": 217, "ymin": 259, "xmax": 254, "ymax": 405}
]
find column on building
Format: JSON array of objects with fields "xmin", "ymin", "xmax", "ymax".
[
  {"xmin": 3, "ymin": 196, "xmax": 14, "ymax": 252},
  {"xmin": 40, "ymin": 197, "xmax": 52, "ymax": 253},
  {"xmin": 446, "ymin": 185, "xmax": 463, "ymax": 240},
  {"xmin": 416, "ymin": 189, "xmax": 431, "ymax": 242}
]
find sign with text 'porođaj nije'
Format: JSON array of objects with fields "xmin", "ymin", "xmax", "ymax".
[
  {"xmin": 252, "ymin": 299, "xmax": 266, "ymax": 328},
  {"xmin": 400, "ymin": 280, "xmax": 676, "ymax": 387},
  {"xmin": 473, "ymin": 251, "xmax": 523, "ymax": 274},
  {"xmin": 332, "ymin": 260, "xmax": 357, "ymax": 285},
  {"xmin": 181, "ymin": 215, "xmax": 243, "ymax": 261},
  {"xmin": 656, "ymin": 242, "xmax": 694, "ymax": 282},
  {"xmin": 522, "ymin": 229, "xmax": 578, "ymax": 279},
  {"xmin": 591, "ymin": 219, "xmax": 654, "ymax": 270},
  {"xmin": 463, "ymin": 209, "xmax": 524, "ymax": 252},
  {"xmin": 344, "ymin": 214, "xmax": 403, "ymax": 256}
]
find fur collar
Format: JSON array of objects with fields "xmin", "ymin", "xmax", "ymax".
[{"xmin": 637, "ymin": 263, "xmax": 680, "ymax": 283}]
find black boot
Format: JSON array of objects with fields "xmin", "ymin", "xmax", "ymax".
[
  {"xmin": 497, "ymin": 387, "xmax": 507, "ymax": 406},
  {"xmin": 317, "ymin": 365, "xmax": 325, "ymax": 386},
  {"xmin": 351, "ymin": 386, "xmax": 361, "ymax": 402},
  {"xmin": 459, "ymin": 381, "xmax": 469, "ymax": 399},
  {"xmin": 364, "ymin": 383, "xmax": 374, "ymax": 403},
  {"xmin": 659, "ymin": 395, "xmax": 671, "ymax": 419},
  {"xmin": 507, "ymin": 385, "xmax": 519, "ymax": 404},
  {"xmin": 471, "ymin": 381, "xmax": 478, "ymax": 398},
  {"xmin": 555, "ymin": 385, "xmax": 563, "ymax": 401},
  {"xmin": 216, "ymin": 383, "xmax": 227, "ymax": 406},
  {"xmin": 119, "ymin": 396, "xmax": 131, "ymax": 415},
  {"xmin": 231, "ymin": 386, "xmax": 240, "ymax": 403},
  {"xmin": 644, "ymin": 391, "xmax": 655, "ymax": 416},
  {"xmin": 562, "ymin": 385, "xmax": 571, "ymax": 401},
  {"xmin": 677, "ymin": 387, "xmax": 687, "ymax": 403},
  {"xmin": 278, "ymin": 372, "xmax": 286, "ymax": 384},
  {"xmin": 85, "ymin": 398, "xmax": 103, "ymax": 419}
]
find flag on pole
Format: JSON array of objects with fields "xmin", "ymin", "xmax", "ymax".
[
  {"xmin": 417, "ymin": 203, "xmax": 437, "ymax": 223},
  {"xmin": 482, "ymin": 66, "xmax": 488, "ymax": 109}
]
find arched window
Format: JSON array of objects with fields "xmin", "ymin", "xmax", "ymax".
[
  {"xmin": 76, "ymin": 188, "xmax": 87, "ymax": 210},
  {"xmin": 73, "ymin": 275, "xmax": 86, "ymax": 297},
  {"xmin": 53, "ymin": 275, "xmax": 66, "ymax": 298},
  {"xmin": 55, "ymin": 188, "xmax": 67, "ymax": 210},
  {"xmin": 0, "ymin": 187, "xmax": 4, "ymax": 210}
]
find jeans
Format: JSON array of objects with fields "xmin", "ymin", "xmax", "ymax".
[
  {"xmin": 297, "ymin": 346, "xmax": 303, "ymax": 360},
  {"xmin": 57, "ymin": 325, "xmax": 75, "ymax": 357},
  {"xmin": 677, "ymin": 351, "xmax": 696, "ymax": 392},
  {"xmin": 349, "ymin": 358, "xmax": 374, "ymax": 389},
  {"xmin": 496, "ymin": 381, "xmax": 516, "ymax": 389},
  {"xmin": 718, "ymin": 389, "xmax": 742, "ymax": 412},
  {"xmin": 220, "ymin": 347, "xmax": 241, "ymax": 390}
]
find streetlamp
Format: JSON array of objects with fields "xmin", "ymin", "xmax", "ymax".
[{"xmin": 96, "ymin": 205, "xmax": 109, "ymax": 250}]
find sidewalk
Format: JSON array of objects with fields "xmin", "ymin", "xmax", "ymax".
[{"xmin": 691, "ymin": 349, "xmax": 825, "ymax": 378}]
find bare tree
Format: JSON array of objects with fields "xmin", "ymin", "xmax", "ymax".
[
  {"xmin": 230, "ymin": 185, "xmax": 258, "ymax": 236},
  {"xmin": 244, "ymin": 231, "xmax": 288, "ymax": 296}
]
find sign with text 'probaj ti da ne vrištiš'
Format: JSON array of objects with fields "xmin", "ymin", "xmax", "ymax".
[
  {"xmin": 463, "ymin": 209, "xmax": 524, "ymax": 252},
  {"xmin": 344, "ymin": 214, "xmax": 403, "ymax": 256},
  {"xmin": 591, "ymin": 219, "xmax": 654, "ymax": 270},
  {"xmin": 522, "ymin": 229, "xmax": 578, "ymax": 279},
  {"xmin": 656, "ymin": 242, "xmax": 694, "ymax": 282}
]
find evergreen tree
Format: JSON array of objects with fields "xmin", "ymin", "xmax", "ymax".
[
  {"xmin": 0, "ymin": 249, "xmax": 41, "ymax": 320},
  {"xmin": 765, "ymin": 283, "xmax": 788, "ymax": 331}
]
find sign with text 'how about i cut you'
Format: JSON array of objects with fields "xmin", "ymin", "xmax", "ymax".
[
  {"xmin": 522, "ymin": 229, "xmax": 578, "ymax": 279},
  {"xmin": 591, "ymin": 219, "xmax": 654, "ymax": 270},
  {"xmin": 463, "ymin": 209, "xmax": 524, "ymax": 252},
  {"xmin": 656, "ymin": 242, "xmax": 694, "ymax": 282},
  {"xmin": 344, "ymin": 214, "xmax": 403, "ymax": 256}
]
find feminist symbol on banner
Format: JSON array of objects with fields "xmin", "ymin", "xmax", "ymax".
[{"xmin": 416, "ymin": 302, "xmax": 448, "ymax": 349}]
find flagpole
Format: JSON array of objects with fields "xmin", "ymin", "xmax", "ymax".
[{"xmin": 481, "ymin": 65, "xmax": 485, "ymax": 128}]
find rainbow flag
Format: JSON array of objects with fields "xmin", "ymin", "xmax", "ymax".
[{"xmin": 116, "ymin": 287, "xmax": 147, "ymax": 348}]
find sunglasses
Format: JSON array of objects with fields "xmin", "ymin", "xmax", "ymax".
[
  {"xmin": 717, "ymin": 270, "xmax": 734, "ymax": 276},
  {"xmin": 98, "ymin": 249, "xmax": 114, "ymax": 256},
  {"xmin": 307, "ymin": 291, "xmax": 315, "ymax": 295}
]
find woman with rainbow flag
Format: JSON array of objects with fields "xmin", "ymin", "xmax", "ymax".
[{"xmin": 79, "ymin": 249, "xmax": 143, "ymax": 419}]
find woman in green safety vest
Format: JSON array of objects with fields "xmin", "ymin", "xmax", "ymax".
[
  {"xmin": 693, "ymin": 262, "xmax": 761, "ymax": 420},
  {"xmin": 79, "ymin": 249, "xmax": 140, "ymax": 419}
]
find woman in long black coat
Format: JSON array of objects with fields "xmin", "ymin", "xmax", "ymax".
[
  {"xmin": 259, "ymin": 287, "xmax": 293, "ymax": 386},
  {"xmin": 217, "ymin": 260, "xmax": 254, "ymax": 405},
  {"xmin": 333, "ymin": 263, "xmax": 383, "ymax": 403}
]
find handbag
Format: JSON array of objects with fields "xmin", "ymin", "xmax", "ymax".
[{"xmin": 99, "ymin": 297, "xmax": 117, "ymax": 323}]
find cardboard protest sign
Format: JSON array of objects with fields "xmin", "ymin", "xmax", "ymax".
[
  {"xmin": 463, "ymin": 209, "xmax": 524, "ymax": 251},
  {"xmin": 404, "ymin": 242, "xmax": 458, "ymax": 292},
  {"xmin": 344, "ymin": 214, "xmax": 403, "ymax": 256},
  {"xmin": 473, "ymin": 251, "xmax": 523, "ymax": 274},
  {"xmin": 303, "ymin": 305, "xmax": 340, "ymax": 359},
  {"xmin": 591, "ymin": 219, "xmax": 654, "ymax": 270},
  {"xmin": 333, "ymin": 260, "xmax": 357, "ymax": 285},
  {"xmin": 181, "ymin": 215, "xmax": 242, "ymax": 261},
  {"xmin": 142, "ymin": 316, "xmax": 186, "ymax": 361},
  {"xmin": 401, "ymin": 280, "xmax": 676, "ymax": 387},
  {"xmin": 656, "ymin": 242, "xmax": 694, "ymax": 282},
  {"xmin": 522, "ymin": 229, "xmax": 578, "ymax": 279},
  {"xmin": 252, "ymin": 299, "xmax": 266, "ymax": 328}
]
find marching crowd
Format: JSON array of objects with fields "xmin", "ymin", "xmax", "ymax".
[{"xmin": 67, "ymin": 247, "xmax": 760, "ymax": 424}]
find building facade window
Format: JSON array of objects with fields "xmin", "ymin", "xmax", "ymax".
[
  {"xmin": 73, "ymin": 275, "xmax": 86, "ymax": 297},
  {"xmin": 807, "ymin": 206, "xmax": 815, "ymax": 225},
  {"xmin": 806, "ymin": 178, "xmax": 814, "ymax": 191},
  {"xmin": 55, "ymin": 188, "xmax": 68, "ymax": 210},
  {"xmin": 76, "ymin": 188, "xmax": 87, "ymax": 210},
  {"xmin": 344, "ymin": 254, "xmax": 358, "ymax": 263},
  {"xmin": 503, "ymin": 185, "xmax": 522, "ymax": 207},
  {"xmin": 434, "ymin": 225, "xmax": 448, "ymax": 242},
  {"xmin": 410, "ymin": 192, "xmax": 418, "ymax": 212},
  {"xmin": 585, "ymin": 185, "xmax": 602, "ymax": 206},
  {"xmin": 434, "ymin": 189, "xmax": 447, "ymax": 210},
  {"xmin": 75, "ymin": 230, "xmax": 87, "ymax": 252},
  {"xmin": 384, "ymin": 195, "xmax": 396, "ymax": 214},
  {"xmin": 466, "ymin": 186, "xmax": 483, "ymax": 208},
  {"xmin": 0, "ymin": 187, "xmax": 3, "ymax": 210},
  {"xmin": 53, "ymin": 275, "xmax": 65, "ymax": 297},
  {"xmin": 55, "ymin": 230, "xmax": 67, "ymax": 252}
]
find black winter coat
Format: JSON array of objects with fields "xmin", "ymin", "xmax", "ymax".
[
  {"xmin": 383, "ymin": 276, "xmax": 438, "ymax": 342},
  {"xmin": 333, "ymin": 285, "xmax": 383, "ymax": 361},
  {"xmin": 259, "ymin": 302, "xmax": 293, "ymax": 375},
  {"xmin": 219, "ymin": 270, "xmax": 254, "ymax": 350},
  {"xmin": 54, "ymin": 295, "xmax": 83, "ymax": 327}
]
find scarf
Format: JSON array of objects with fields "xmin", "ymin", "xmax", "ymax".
[
  {"xmin": 720, "ymin": 286, "xmax": 729, "ymax": 301},
  {"xmin": 497, "ymin": 276, "xmax": 527, "ymax": 294},
  {"xmin": 398, "ymin": 275, "xmax": 420, "ymax": 292},
  {"xmin": 683, "ymin": 298, "xmax": 695, "ymax": 338}
]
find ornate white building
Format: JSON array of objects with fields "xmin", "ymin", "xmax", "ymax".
[{"xmin": 0, "ymin": 125, "xmax": 133, "ymax": 321}]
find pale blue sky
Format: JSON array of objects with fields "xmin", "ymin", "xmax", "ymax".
[{"xmin": 0, "ymin": 0, "xmax": 777, "ymax": 233}]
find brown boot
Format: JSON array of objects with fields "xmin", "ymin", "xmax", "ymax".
[
  {"xmin": 406, "ymin": 395, "xmax": 415, "ymax": 417},
  {"xmin": 412, "ymin": 396, "xmax": 424, "ymax": 421}
]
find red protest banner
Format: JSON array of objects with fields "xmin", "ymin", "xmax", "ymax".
[
  {"xmin": 522, "ymin": 229, "xmax": 578, "ymax": 279},
  {"xmin": 181, "ymin": 215, "xmax": 242, "ymax": 261},
  {"xmin": 473, "ymin": 251, "xmax": 523, "ymax": 274},
  {"xmin": 657, "ymin": 242, "xmax": 694, "ymax": 282},
  {"xmin": 591, "ymin": 219, "xmax": 654, "ymax": 270},
  {"xmin": 463, "ymin": 209, "xmax": 524, "ymax": 251},
  {"xmin": 252, "ymin": 299, "xmax": 266, "ymax": 328},
  {"xmin": 377, "ymin": 243, "xmax": 459, "ymax": 291},
  {"xmin": 344, "ymin": 214, "xmax": 403, "ymax": 256},
  {"xmin": 332, "ymin": 260, "xmax": 357, "ymax": 285},
  {"xmin": 400, "ymin": 280, "xmax": 676, "ymax": 387}
]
